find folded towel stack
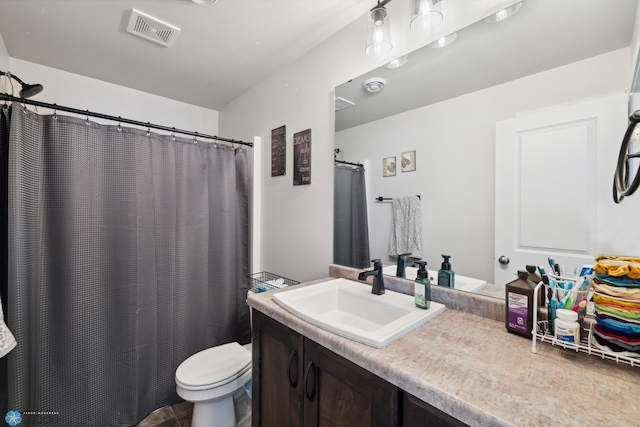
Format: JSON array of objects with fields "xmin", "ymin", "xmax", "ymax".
[{"xmin": 592, "ymin": 255, "xmax": 640, "ymax": 357}]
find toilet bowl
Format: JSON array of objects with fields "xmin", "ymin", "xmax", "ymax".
[{"xmin": 176, "ymin": 342, "xmax": 252, "ymax": 427}]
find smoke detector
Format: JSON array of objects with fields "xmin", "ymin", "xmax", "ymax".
[
  {"xmin": 335, "ymin": 97, "xmax": 355, "ymax": 111},
  {"xmin": 127, "ymin": 9, "xmax": 181, "ymax": 47},
  {"xmin": 362, "ymin": 78, "xmax": 386, "ymax": 93}
]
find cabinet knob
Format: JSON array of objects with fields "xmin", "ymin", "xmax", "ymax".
[
  {"xmin": 303, "ymin": 361, "xmax": 316, "ymax": 402},
  {"xmin": 287, "ymin": 349, "xmax": 298, "ymax": 388}
]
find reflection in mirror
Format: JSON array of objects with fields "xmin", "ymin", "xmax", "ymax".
[
  {"xmin": 334, "ymin": 158, "xmax": 370, "ymax": 269},
  {"xmin": 333, "ymin": 0, "xmax": 638, "ymax": 299}
]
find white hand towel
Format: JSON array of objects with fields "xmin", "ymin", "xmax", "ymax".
[
  {"xmin": 389, "ymin": 196, "xmax": 423, "ymax": 259},
  {"xmin": 0, "ymin": 298, "xmax": 16, "ymax": 358}
]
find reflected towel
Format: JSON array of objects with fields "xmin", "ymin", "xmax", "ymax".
[
  {"xmin": 389, "ymin": 196, "xmax": 422, "ymax": 259},
  {"xmin": 0, "ymin": 299, "xmax": 16, "ymax": 358}
]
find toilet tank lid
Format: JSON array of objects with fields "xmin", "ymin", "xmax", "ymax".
[{"xmin": 176, "ymin": 342, "xmax": 251, "ymax": 388}]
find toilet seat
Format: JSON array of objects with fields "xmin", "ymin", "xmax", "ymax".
[{"xmin": 176, "ymin": 342, "xmax": 251, "ymax": 391}]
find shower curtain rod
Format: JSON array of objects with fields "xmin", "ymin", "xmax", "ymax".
[
  {"xmin": 334, "ymin": 159, "xmax": 363, "ymax": 168},
  {"xmin": 0, "ymin": 93, "xmax": 253, "ymax": 147}
]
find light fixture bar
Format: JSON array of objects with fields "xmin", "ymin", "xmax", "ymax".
[{"xmin": 371, "ymin": 0, "xmax": 393, "ymax": 11}]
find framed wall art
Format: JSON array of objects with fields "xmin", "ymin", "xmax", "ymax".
[
  {"xmin": 401, "ymin": 150, "xmax": 416, "ymax": 172},
  {"xmin": 383, "ymin": 156, "xmax": 396, "ymax": 177},
  {"xmin": 293, "ymin": 128, "xmax": 311, "ymax": 185},
  {"xmin": 271, "ymin": 125, "xmax": 286, "ymax": 177}
]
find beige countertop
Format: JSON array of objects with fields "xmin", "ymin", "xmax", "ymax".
[{"xmin": 247, "ymin": 273, "xmax": 640, "ymax": 427}]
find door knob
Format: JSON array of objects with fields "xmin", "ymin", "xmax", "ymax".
[{"xmin": 498, "ymin": 256, "xmax": 510, "ymax": 265}]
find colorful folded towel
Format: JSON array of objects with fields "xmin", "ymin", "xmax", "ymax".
[
  {"xmin": 592, "ymin": 281, "xmax": 640, "ymax": 300},
  {"xmin": 596, "ymin": 314, "xmax": 640, "ymax": 333},
  {"xmin": 595, "ymin": 257, "xmax": 640, "ymax": 279},
  {"xmin": 594, "ymin": 324, "xmax": 640, "ymax": 342},
  {"xmin": 595, "ymin": 274, "xmax": 640, "ymax": 287},
  {"xmin": 592, "ymin": 331, "xmax": 640, "ymax": 356},
  {"xmin": 593, "ymin": 293, "xmax": 640, "ymax": 309}
]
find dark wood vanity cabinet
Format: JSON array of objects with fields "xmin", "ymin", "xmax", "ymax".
[
  {"xmin": 252, "ymin": 310, "xmax": 304, "ymax": 427},
  {"xmin": 302, "ymin": 336, "xmax": 398, "ymax": 427},
  {"xmin": 252, "ymin": 310, "xmax": 466, "ymax": 427},
  {"xmin": 401, "ymin": 392, "xmax": 468, "ymax": 427}
]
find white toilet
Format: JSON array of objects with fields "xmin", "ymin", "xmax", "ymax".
[{"xmin": 175, "ymin": 342, "xmax": 252, "ymax": 427}]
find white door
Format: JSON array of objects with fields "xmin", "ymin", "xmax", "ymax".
[{"xmin": 494, "ymin": 93, "xmax": 633, "ymax": 286}]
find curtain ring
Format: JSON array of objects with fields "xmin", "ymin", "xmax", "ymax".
[
  {"xmin": 117, "ymin": 116, "xmax": 122, "ymax": 132},
  {"xmin": 52, "ymin": 103, "xmax": 58, "ymax": 119},
  {"xmin": 171, "ymin": 127, "xmax": 176, "ymax": 141},
  {"xmin": 146, "ymin": 122, "xmax": 151, "ymax": 137},
  {"xmin": 193, "ymin": 132, "xmax": 198, "ymax": 144},
  {"xmin": 85, "ymin": 110, "xmax": 90, "ymax": 125}
]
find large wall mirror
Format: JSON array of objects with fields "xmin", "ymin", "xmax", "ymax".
[{"xmin": 333, "ymin": 0, "xmax": 639, "ymax": 299}]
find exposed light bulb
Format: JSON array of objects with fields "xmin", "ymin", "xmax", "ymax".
[
  {"xmin": 366, "ymin": 5, "xmax": 393, "ymax": 57},
  {"xmin": 385, "ymin": 55, "xmax": 409, "ymax": 69},
  {"xmin": 410, "ymin": 0, "xmax": 443, "ymax": 32},
  {"xmin": 428, "ymin": 32, "xmax": 457, "ymax": 48},
  {"xmin": 484, "ymin": 2, "xmax": 522, "ymax": 23}
]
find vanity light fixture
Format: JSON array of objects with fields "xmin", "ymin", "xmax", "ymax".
[
  {"xmin": 410, "ymin": 0, "xmax": 443, "ymax": 32},
  {"xmin": 484, "ymin": 2, "xmax": 522, "ymax": 23},
  {"xmin": 385, "ymin": 55, "xmax": 408, "ymax": 69},
  {"xmin": 366, "ymin": 0, "xmax": 393, "ymax": 57},
  {"xmin": 191, "ymin": 0, "xmax": 218, "ymax": 4},
  {"xmin": 428, "ymin": 32, "xmax": 457, "ymax": 48}
]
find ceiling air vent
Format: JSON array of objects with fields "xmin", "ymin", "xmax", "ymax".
[
  {"xmin": 127, "ymin": 9, "xmax": 181, "ymax": 47},
  {"xmin": 335, "ymin": 97, "xmax": 355, "ymax": 111}
]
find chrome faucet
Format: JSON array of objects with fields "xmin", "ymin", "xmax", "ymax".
[
  {"xmin": 358, "ymin": 259, "xmax": 385, "ymax": 295},
  {"xmin": 396, "ymin": 252, "xmax": 412, "ymax": 278}
]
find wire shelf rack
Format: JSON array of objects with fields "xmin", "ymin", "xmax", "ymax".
[
  {"xmin": 531, "ymin": 282, "xmax": 640, "ymax": 368},
  {"xmin": 248, "ymin": 271, "xmax": 300, "ymax": 293}
]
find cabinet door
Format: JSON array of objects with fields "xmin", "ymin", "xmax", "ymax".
[
  {"xmin": 302, "ymin": 338, "xmax": 399, "ymax": 427},
  {"xmin": 402, "ymin": 391, "xmax": 468, "ymax": 427},
  {"xmin": 252, "ymin": 310, "xmax": 304, "ymax": 427}
]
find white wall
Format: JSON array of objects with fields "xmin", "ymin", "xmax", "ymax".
[
  {"xmin": 336, "ymin": 48, "xmax": 631, "ymax": 283},
  {"xmin": 6, "ymin": 58, "xmax": 219, "ymax": 136}
]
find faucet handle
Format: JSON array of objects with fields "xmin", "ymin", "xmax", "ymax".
[
  {"xmin": 371, "ymin": 259, "xmax": 383, "ymax": 268},
  {"xmin": 397, "ymin": 253, "xmax": 412, "ymax": 259}
]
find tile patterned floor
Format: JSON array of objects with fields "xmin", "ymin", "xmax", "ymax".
[{"xmin": 136, "ymin": 401, "xmax": 193, "ymax": 427}]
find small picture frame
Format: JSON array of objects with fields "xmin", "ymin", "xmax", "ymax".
[
  {"xmin": 401, "ymin": 151, "xmax": 416, "ymax": 172},
  {"xmin": 383, "ymin": 156, "xmax": 396, "ymax": 177}
]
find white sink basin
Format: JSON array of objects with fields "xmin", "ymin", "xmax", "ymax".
[
  {"xmin": 272, "ymin": 278, "xmax": 445, "ymax": 348},
  {"xmin": 382, "ymin": 266, "xmax": 487, "ymax": 293}
]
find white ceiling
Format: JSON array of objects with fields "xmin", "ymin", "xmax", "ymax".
[
  {"xmin": 336, "ymin": 0, "xmax": 638, "ymax": 131},
  {"xmin": 0, "ymin": 0, "xmax": 637, "ymax": 119},
  {"xmin": 0, "ymin": 0, "xmax": 371, "ymax": 110}
]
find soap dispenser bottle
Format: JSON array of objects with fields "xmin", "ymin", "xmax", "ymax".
[
  {"xmin": 437, "ymin": 255, "xmax": 455, "ymax": 288},
  {"xmin": 414, "ymin": 261, "xmax": 430, "ymax": 309}
]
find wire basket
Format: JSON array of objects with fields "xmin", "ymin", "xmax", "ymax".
[{"xmin": 248, "ymin": 271, "xmax": 300, "ymax": 293}]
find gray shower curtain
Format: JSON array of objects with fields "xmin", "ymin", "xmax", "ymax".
[
  {"xmin": 0, "ymin": 105, "xmax": 250, "ymax": 426},
  {"xmin": 334, "ymin": 164, "xmax": 370, "ymax": 269}
]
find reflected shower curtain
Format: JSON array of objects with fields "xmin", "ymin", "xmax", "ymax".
[
  {"xmin": 334, "ymin": 165, "xmax": 370, "ymax": 269},
  {"xmin": 0, "ymin": 105, "xmax": 250, "ymax": 426}
]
